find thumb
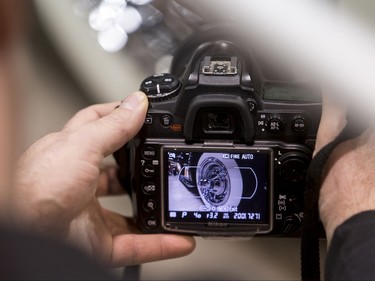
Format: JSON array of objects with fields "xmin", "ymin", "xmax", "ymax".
[{"xmin": 85, "ymin": 91, "xmax": 148, "ymax": 157}]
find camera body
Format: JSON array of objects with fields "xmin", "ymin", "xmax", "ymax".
[{"xmin": 114, "ymin": 40, "xmax": 321, "ymax": 237}]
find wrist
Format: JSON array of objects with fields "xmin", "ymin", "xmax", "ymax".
[{"xmin": 320, "ymin": 197, "xmax": 375, "ymax": 245}]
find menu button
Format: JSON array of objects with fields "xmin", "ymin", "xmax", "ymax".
[{"xmin": 142, "ymin": 147, "xmax": 156, "ymax": 159}]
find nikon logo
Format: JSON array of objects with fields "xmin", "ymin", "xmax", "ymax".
[{"xmin": 207, "ymin": 222, "xmax": 229, "ymax": 228}]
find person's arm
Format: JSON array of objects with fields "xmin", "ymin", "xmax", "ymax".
[{"xmin": 316, "ymin": 97, "xmax": 375, "ymax": 279}]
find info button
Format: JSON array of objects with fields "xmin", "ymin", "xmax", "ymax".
[{"xmin": 142, "ymin": 164, "xmax": 156, "ymax": 178}]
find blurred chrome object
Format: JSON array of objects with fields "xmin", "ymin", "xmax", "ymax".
[
  {"xmin": 73, "ymin": 0, "xmax": 204, "ymax": 72},
  {"xmin": 75, "ymin": 0, "xmax": 146, "ymax": 52}
]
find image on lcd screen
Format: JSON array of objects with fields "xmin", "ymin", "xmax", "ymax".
[{"xmin": 164, "ymin": 149, "xmax": 271, "ymax": 224}]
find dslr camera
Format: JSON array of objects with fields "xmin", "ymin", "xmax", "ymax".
[{"xmin": 114, "ymin": 36, "xmax": 321, "ymax": 237}]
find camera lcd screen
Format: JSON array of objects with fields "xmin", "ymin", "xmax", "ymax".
[
  {"xmin": 162, "ymin": 147, "xmax": 272, "ymax": 229},
  {"xmin": 263, "ymin": 84, "xmax": 320, "ymax": 103}
]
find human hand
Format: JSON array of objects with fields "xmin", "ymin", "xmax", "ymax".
[
  {"xmin": 12, "ymin": 91, "xmax": 195, "ymax": 267},
  {"xmin": 316, "ymin": 96, "xmax": 375, "ymax": 245}
]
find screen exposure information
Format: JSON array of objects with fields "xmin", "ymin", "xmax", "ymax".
[{"xmin": 163, "ymin": 147, "xmax": 271, "ymax": 225}]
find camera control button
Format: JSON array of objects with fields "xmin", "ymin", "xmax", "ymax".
[
  {"xmin": 142, "ymin": 79, "xmax": 157, "ymax": 93},
  {"xmin": 145, "ymin": 217, "xmax": 159, "ymax": 229},
  {"xmin": 160, "ymin": 75, "xmax": 179, "ymax": 87},
  {"xmin": 291, "ymin": 117, "xmax": 306, "ymax": 133},
  {"xmin": 142, "ymin": 147, "xmax": 156, "ymax": 159},
  {"xmin": 143, "ymin": 199, "xmax": 158, "ymax": 212},
  {"xmin": 160, "ymin": 115, "xmax": 172, "ymax": 127},
  {"xmin": 266, "ymin": 115, "xmax": 284, "ymax": 133},
  {"xmin": 246, "ymin": 99, "xmax": 257, "ymax": 113},
  {"xmin": 142, "ymin": 164, "xmax": 156, "ymax": 178},
  {"xmin": 142, "ymin": 183, "xmax": 156, "ymax": 195},
  {"xmin": 279, "ymin": 152, "xmax": 310, "ymax": 184},
  {"xmin": 144, "ymin": 114, "xmax": 153, "ymax": 125},
  {"xmin": 282, "ymin": 215, "xmax": 301, "ymax": 234}
]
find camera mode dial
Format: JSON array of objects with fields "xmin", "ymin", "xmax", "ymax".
[{"xmin": 140, "ymin": 74, "xmax": 181, "ymax": 103}]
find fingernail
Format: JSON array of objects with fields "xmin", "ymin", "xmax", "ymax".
[{"xmin": 120, "ymin": 91, "xmax": 145, "ymax": 110}]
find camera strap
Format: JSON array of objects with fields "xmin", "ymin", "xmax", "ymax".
[{"xmin": 301, "ymin": 119, "xmax": 366, "ymax": 281}]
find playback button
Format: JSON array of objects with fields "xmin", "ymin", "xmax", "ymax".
[{"xmin": 144, "ymin": 114, "xmax": 153, "ymax": 125}]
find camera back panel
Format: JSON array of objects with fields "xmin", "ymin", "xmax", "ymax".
[{"xmin": 114, "ymin": 41, "xmax": 322, "ymax": 237}]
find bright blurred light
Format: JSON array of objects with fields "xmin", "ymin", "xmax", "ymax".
[
  {"xmin": 97, "ymin": 25, "xmax": 128, "ymax": 52},
  {"xmin": 88, "ymin": 0, "xmax": 147, "ymax": 50},
  {"xmin": 101, "ymin": 0, "xmax": 126, "ymax": 11},
  {"xmin": 89, "ymin": 7, "xmax": 113, "ymax": 31},
  {"xmin": 89, "ymin": 0, "xmax": 126, "ymax": 31},
  {"xmin": 73, "ymin": 0, "xmax": 100, "ymax": 17},
  {"xmin": 116, "ymin": 6, "xmax": 143, "ymax": 34}
]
